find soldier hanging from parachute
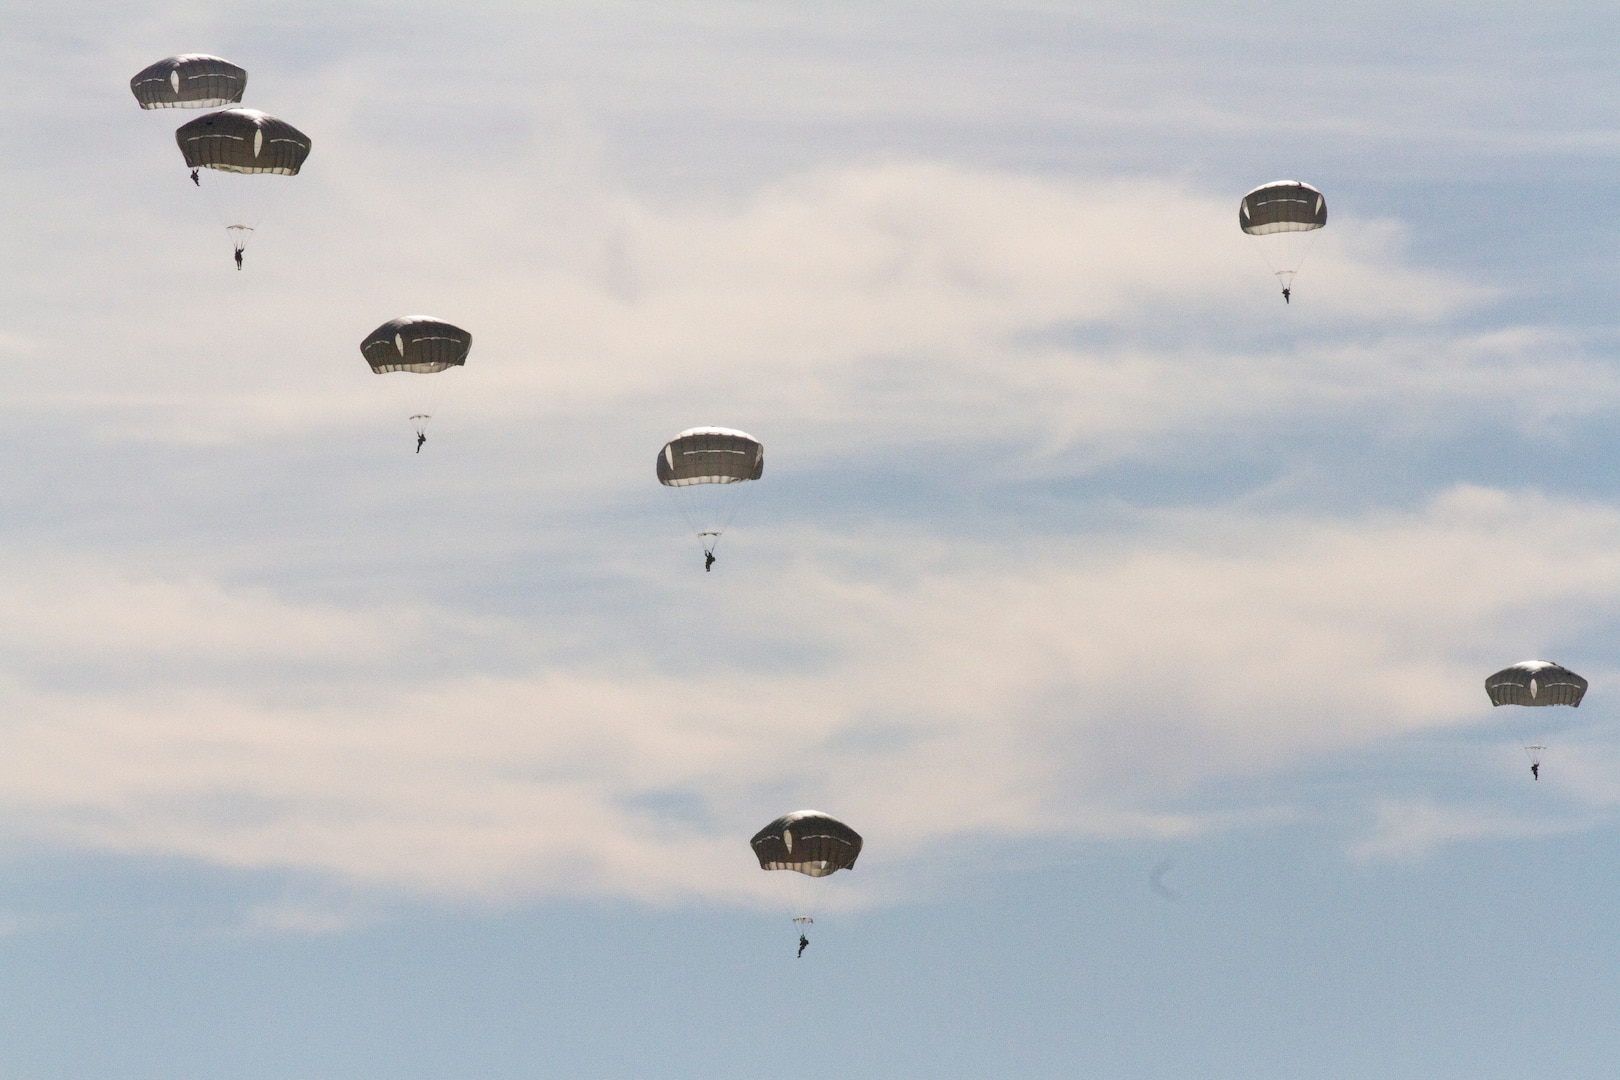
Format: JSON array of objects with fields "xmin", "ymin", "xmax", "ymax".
[
  {"xmin": 750, "ymin": 811, "xmax": 862, "ymax": 957},
  {"xmin": 1239, "ymin": 180, "xmax": 1327, "ymax": 303},
  {"xmin": 657, "ymin": 427, "xmax": 764, "ymax": 571},
  {"xmin": 1485, "ymin": 660, "xmax": 1588, "ymax": 780},
  {"xmin": 359, "ymin": 317, "xmax": 473, "ymax": 453},
  {"xmin": 173, "ymin": 108, "xmax": 311, "ymax": 268}
]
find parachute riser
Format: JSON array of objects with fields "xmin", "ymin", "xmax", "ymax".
[{"xmin": 667, "ymin": 480, "xmax": 755, "ymax": 555}]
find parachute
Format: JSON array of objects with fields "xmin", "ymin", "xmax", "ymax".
[
  {"xmin": 130, "ymin": 55, "xmax": 246, "ymax": 109},
  {"xmin": 1485, "ymin": 660, "xmax": 1587, "ymax": 770},
  {"xmin": 657, "ymin": 427, "xmax": 764, "ymax": 557},
  {"xmin": 751, "ymin": 811, "xmax": 862, "ymax": 943},
  {"xmin": 1239, "ymin": 180, "xmax": 1326, "ymax": 301},
  {"xmin": 359, "ymin": 317, "xmax": 472, "ymax": 441},
  {"xmin": 751, "ymin": 811, "xmax": 863, "ymax": 877},
  {"xmin": 1485, "ymin": 661, "xmax": 1587, "ymax": 707},
  {"xmin": 175, "ymin": 108, "xmax": 311, "ymax": 259}
]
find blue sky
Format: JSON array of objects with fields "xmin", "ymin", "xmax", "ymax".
[{"xmin": 3, "ymin": 2, "xmax": 1620, "ymax": 1077}]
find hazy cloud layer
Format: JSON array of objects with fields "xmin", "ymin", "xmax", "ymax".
[
  {"xmin": 0, "ymin": 150, "xmax": 1549, "ymax": 462},
  {"xmin": 1351, "ymin": 798, "xmax": 1594, "ymax": 861},
  {"xmin": 2, "ymin": 1, "xmax": 1618, "ymax": 924},
  {"xmin": 0, "ymin": 486, "xmax": 1615, "ymax": 904}
]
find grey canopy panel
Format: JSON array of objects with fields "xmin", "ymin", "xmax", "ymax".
[
  {"xmin": 657, "ymin": 427, "xmax": 764, "ymax": 487},
  {"xmin": 360, "ymin": 317, "xmax": 473, "ymax": 374},
  {"xmin": 1239, "ymin": 181, "xmax": 1327, "ymax": 235},
  {"xmin": 751, "ymin": 811, "xmax": 862, "ymax": 877},
  {"xmin": 176, "ymin": 109, "xmax": 311, "ymax": 175},
  {"xmin": 131, "ymin": 54, "xmax": 246, "ymax": 109},
  {"xmin": 1485, "ymin": 661, "xmax": 1587, "ymax": 707}
]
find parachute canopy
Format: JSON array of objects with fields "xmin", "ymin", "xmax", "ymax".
[
  {"xmin": 176, "ymin": 109, "xmax": 311, "ymax": 175},
  {"xmin": 360, "ymin": 317, "xmax": 473, "ymax": 374},
  {"xmin": 751, "ymin": 811, "xmax": 862, "ymax": 878},
  {"xmin": 131, "ymin": 54, "xmax": 246, "ymax": 109},
  {"xmin": 657, "ymin": 428, "xmax": 764, "ymax": 487},
  {"xmin": 1485, "ymin": 661, "xmax": 1587, "ymax": 707},
  {"xmin": 1239, "ymin": 181, "xmax": 1327, "ymax": 235}
]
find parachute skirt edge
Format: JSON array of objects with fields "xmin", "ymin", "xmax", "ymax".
[
  {"xmin": 369, "ymin": 362, "xmax": 462, "ymax": 374},
  {"xmin": 663, "ymin": 475, "xmax": 751, "ymax": 487},
  {"xmin": 195, "ymin": 163, "xmax": 301, "ymax": 176},
  {"xmin": 1241, "ymin": 220, "xmax": 1323, "ymax": 236},
  {"xmin": 137, "ymin": 97, "xmax": 240, "ymax": 110}
]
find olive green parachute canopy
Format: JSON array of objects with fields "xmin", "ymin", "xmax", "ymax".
[
  {"xmin": 1239, "ymin": 181, "xmax": 1327, "ymax": 235},
  {"xmin": 175, "ymin": 109, "xmax": 311, "ymax": 175},
  {"xmin": 657, "ymin": 428, "xmax": 764, "ymax": 487},
  {"xmin": 131, "ymin": 55, "xmax": 246, "ymax": 109},
  {"xmin": 360, "ymin": 317, "xmax": 473, "ymax": 374},
  {"xmin": 1485, "ymin": 661, "xmax": 1587, "ymax": 707},
  {"xmin": 751, "ymin": 811, "xmax": 862, "ymax": 877}
]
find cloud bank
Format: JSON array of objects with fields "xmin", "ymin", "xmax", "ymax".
[{"xmin": 1, "ymin": 484, "xmax": 1616, "ymax": 904}]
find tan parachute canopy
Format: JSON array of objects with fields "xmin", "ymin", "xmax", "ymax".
[{"xmin": 131, "ymin": 55, "xmax": 246, "ymax": 109}]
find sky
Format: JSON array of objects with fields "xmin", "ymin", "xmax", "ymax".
[{"xmin": 3, "ymin": 1, "xmax": 1620, "ymax": 1077}]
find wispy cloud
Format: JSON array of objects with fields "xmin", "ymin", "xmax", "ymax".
[
  {"xmin": 1351, "ymin": 798, "xmax": 1588, "ymax": 861},
  {"xmin": 1, "ymin": 2, "xmax": 1617, "ymax": 921},
  {"xmin": 1, "ymin": 487, "xmax": 1616, "ymax": 902}
]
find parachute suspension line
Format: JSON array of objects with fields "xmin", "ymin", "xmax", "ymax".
[
  {"xmin": 1285, "ymin": 229, "xmax": 1323, "ymax": 294},
  {"xmin": 1248, "ymin": 240, "xmax": 1286, "ymax": 299},
  {"xmin": 714, "ymin": 475, "xmax": 756, "ymax": 550},
  {"xmin": 665, "ymin": 486, "xmax": 703, "ymax": 549},
  {"xmin": 195, "ymin": 170, "xmax": 289, "ymax": 255},
  {"xmin": 1502, "ymin": 709, "xmax": 1546, "ymax": 770},
  {"xmin": 401, "ymin": 366, "xmax": 460, "ymax": 444},
  {"xmin": 667, "ymin": 477, "xmax": 754, "ymax": 555},
  {"xmin": 1251, "ymin": 234, "xmax": 1316, "ymax": 298}
]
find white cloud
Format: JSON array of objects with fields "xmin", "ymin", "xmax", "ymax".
[
  {"xmin": 2, "ymin": 4, "xmax": 1617, "ymax": 919},
  {"xmin": 7, "ymin": 149, "xmax": 1523, "ymax": 477},
  {"xmin": 1, "ymin": 486, "xmax": 1617, "ymax": 904},
  {"xmin": 0, "ymin": 561, "xmax": 398, "ymax": 669},
  {"xmin": 236, "ymin": 901, "xmax": 369, "ymax": 937},
  {"xmin": 1351, "ymin": 798, "xmax": 1584, "ymax": 861}
]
